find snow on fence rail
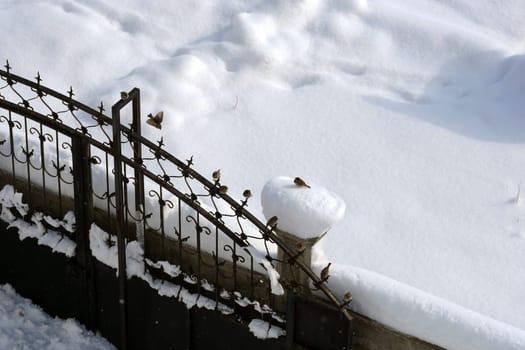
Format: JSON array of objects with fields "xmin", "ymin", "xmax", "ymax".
[{"xmin": 0, "ymin": 62, "xmax": 352, "ymax": 348}]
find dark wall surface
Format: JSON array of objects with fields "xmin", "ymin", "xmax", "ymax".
[{"xmin": 0, "ymin": 221, "xmax": 291, "ymax": 350}]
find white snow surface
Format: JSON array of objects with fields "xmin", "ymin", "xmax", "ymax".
[
  {"xmin": 261, "ymin": 176, "xmax": 345, "ymax": 238},
  {"xmin": 2, "ymin": 1, "xmax": 525, "ymax": 348},
  {"xmin": 0, "ymin": 284, "xmax": 114, "ymax": 350},
  {"xmin": 0, "ymin": 185, "xmax": 77, "ymax": 257},
  {"xmin": 89, "ymin": 223, "xmax": 285, "ymax": 320},
  {"xmin": 89, "ymin": 223, "xmax": 233, "ymax": 315},
  {"xmin": 315, "ymin": 261, "xmax": 525, "ymax": 350},
  {"xmin": 248, "ymin": 319, "xmax": 286, "ymax": 340}
]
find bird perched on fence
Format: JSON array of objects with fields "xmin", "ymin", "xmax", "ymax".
[
  {"xmin": 294, "ymin": 177, "xmax": 311, "ymax": 188},
  {"xmin": 296, "ymin": 241, "xmax": 306, "ymax": 253},
  {"xmin": 212, "ymin": 169, "xmax": 221, "ymax": 181},
  {"xmin": 120, "ymin": 91, "xmax": 129, "ymax": 100},
  {"xmin": 342, "ymin": 291, "xmax": 353, "ymax": 306},
  {"xmin": 266, "ymin": 215, "xmax": 278, "ymax": 228},
  {"xmin": 146, "ymin": 111, "xmax": 164, "ymax": 129},
  {"xmin": 218, "ymin": 185, "xmax": 228, "ymax": 194},
  {"xmin": 320, "ymin": 262, "xmax": 331, "ymax": 282}
]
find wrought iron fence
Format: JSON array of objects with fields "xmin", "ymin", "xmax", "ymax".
[{"xmin": 0, "ymin": 61, "xmax": 351, "ymax": 348}]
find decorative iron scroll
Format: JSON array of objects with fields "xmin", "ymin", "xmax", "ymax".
[{"xmin": 0, "ymin": 61, "xmax": 351, "ymax": 324}]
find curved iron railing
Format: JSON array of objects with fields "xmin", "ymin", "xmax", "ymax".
[{"xmin": 0, "ymin": 61, "xmax": 351, "ymax": 330}]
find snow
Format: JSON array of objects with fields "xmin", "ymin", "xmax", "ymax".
[
  {"xmin": 248, "ymin": 319, "xmax": 286, "ymax": 340},
  {"xmin": 0, "ymin": 185, "xmax": 28, "ymax": 217},
  {"xmin": 89, "ymin": 223, "xmax": 285, "ymax": 321},
  {"xmin": 258, "ymin": 254, "xmax": 284, "ymax": 296},
  {"xmin": 1, "ymin": 1, "xmax": 525, "ymax": 349},
  {"xmin": 89, "ymin": 223, "xmax": 233, "ymax": 315},
  {"xmin": 89, "ymin": 224, "xmax": 118, "ymax": 269},
  {"xmin": 89, "ymin": 205, "xmax": 285, "ymax": 294},
  {"xmin": 0, "ymin": 284, "xmax": 115, "ymax": 350},
  {"xmin": 0, "ymin": 185, "xmax": 77, "ymax": 257},
  {"xmin": 261, "ymin": 176, "xmax": 345, "ymax": 238},
  {"xmin": 316, "ymin": 262, "xmax": 525, "ymax": 350}
]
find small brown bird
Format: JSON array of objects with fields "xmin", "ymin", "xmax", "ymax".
[
  {"xmin": 320, "ymin": 262, "xmax": 331, "ymax": 281},
  {"xmin": 218, "ymin": 185, "xmax": 228, "ymax": 194},
  {"xmin": 120, "ymin": 91, "xmax": 129, "ymax": 100},
  {"xmin": 296, "ymin": 241, "xmax": 306, "ymax": 252},
  {"xmin": 243, "ymin": 189, "xmax": 252, "ymax": 198},
  {"xmin": 294, "ymin": 177, "xmax": 311, "ymax": 188},
  {"xmin": 146, "ymin": 111, "xmax": 164, "ymax": 129},
  {"xmin": 266, "ymin": 215, "xmax": 278, "ymax": 228},
  {"xmin": 212, "ymin": 169, "xmax": 221, "ymax": 181},
  {"xmin": 343, "ymin": 291, "xmax": 353, "ymax": 304}
]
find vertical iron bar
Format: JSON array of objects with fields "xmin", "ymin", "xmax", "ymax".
[
  {"xmin": 112, "ymin": 103, "xmax": 128, "ymax": 350},
  {"xmin": 23, "ymin": 116, "xmax": 32, "ymax": 204},
  {"xmin": 250, "ymin": 256, "xmax": 254, "ymax": 300},
  {"xmin": 160, "ymin": 185, "xmax": 166, "ymax": 256},
  {"xmin": 215, "ymin": 226, "xmax": 219, "ymax": 309},
  {"xmin": 124, "ymin": 165, "xmax": 129, "ymax": 231},
  {"xmin": 105, "ymin": 153, "xmax": 111, "ymax": 226},
  {"xmin": 285, "ymin": 293, "xmax": 296, "ymax": 350},
  {"xmin": 131, "ymin": 89, "xmax": 144, "ymax": 247},
  {"xmin": 71, "ymin": 135, "xmax": 96, "ymax": 330},
  {"xmin": 178, "ymin": 198, "xmax": 182, "ymax": 265},
  {"xmin": 8, "ymin": 111, "xmax": 15, "ymax": 185},
  {"xmin": 233, "ymin": 241, "xmax": 237, "ymax": 291},
  {"xmin": 196, "ymin": 211, "xmax": 201, "ymax": 296},
  {"xmin": 55, "ymin": 130, "xmax": 63, "ymax": 215},
  {"xmin": 39, "ymin": 124, "xmax": 47, "ymax": 208}
]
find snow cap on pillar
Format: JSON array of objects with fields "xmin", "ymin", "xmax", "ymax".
[{"xmin": 261, "ymin": 176, "xmax": 346, "ymax": 239}]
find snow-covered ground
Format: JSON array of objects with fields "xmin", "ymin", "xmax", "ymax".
[
  {"xmin": 1, "ymin": 1, "xmax": 524, "ymax": 349},
  {"xmin": 0, "ymin": 284, "xmax": 114, "ymax": 350}
]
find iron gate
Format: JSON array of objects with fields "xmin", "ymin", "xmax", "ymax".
[{"xmin": 0, "ymin": 62, "xmax": 352, "ymax": 350}]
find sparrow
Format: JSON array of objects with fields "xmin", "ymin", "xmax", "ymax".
[
  {"xmin": 343, "ymin": 291, "xmax": 353, "ymax": 304},
  {"xmin": 320, "ymin": 262, "xmax": 331, "ymax": 281},
  {"xmin": 296, "ymin": 241, "xmax": 306, "ymax": 252},
  {"xmin": 146, "ymin": 111, "xmax": 164, "ymax": 129},
  {"xmin": 243, "ymin": 189, "xmax": 252, "ymax": 198},
  {"xmin": 266, "ymin": 215, "xmax": 278, "ymax": 228},
  {"xmin": 288, "ymin": 241, "xmax": 306, "ymax": 264},
  {"xmin": 212, "ymin": 169, "xmax": 221, "ymax": 181},
  {"xmin": 120, "ymin": 91, "xmax": 129, "ymax": 100},
  {"xmin": 294, "ymin": 177, "xmax": 311, "ymax": 188},
  {"xmin": 218, "ymin": 185, "xmax": 228, "ymax": 194}
]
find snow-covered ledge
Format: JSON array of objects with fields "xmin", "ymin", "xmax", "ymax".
[{"xmin": 261, "ymin": 176, "xmax": 345, "ymax": 293}]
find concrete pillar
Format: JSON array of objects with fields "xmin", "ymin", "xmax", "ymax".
[
  {"xmin": 261, "ymin": 176, "xmax": 345, "ymax": 312},
  {"xmin": 276, "ymin": 229, "xmax": 323, "ymax": 295}
]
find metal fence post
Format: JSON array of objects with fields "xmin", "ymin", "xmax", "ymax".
[
  {"xmin": 131, "ymin": 89, "xmax": 145, "ymax": 247},
  {"xmin": 112, "ymin": 104, "xmax": 128, "ymax": 350},
  {"xmin": 71, "ymin": 135, "xmax": 96, "ymax": 330}
]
